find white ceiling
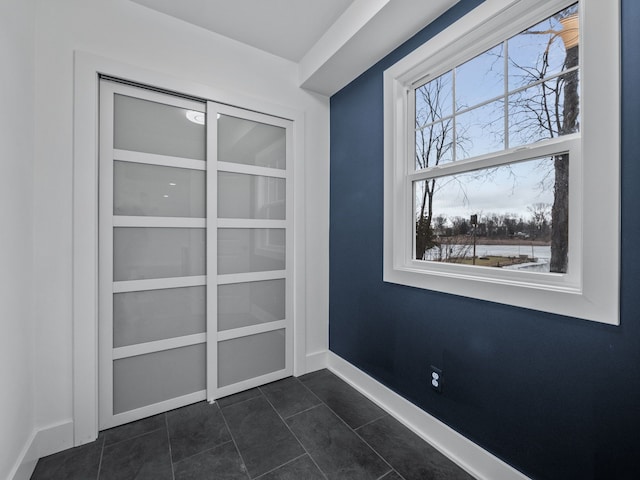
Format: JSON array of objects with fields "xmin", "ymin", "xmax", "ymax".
[
  {"xmin": 129, "ymin": 0, "xmax": 460, "ymax": 96},
  {"xmin": 130, "ymin": 0, "xmax": 355, "ymax": 62}
]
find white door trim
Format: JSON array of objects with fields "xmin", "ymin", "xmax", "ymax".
[{"xmin": 73, "ymin": 50, "xmax": 307, "ymax": 446}]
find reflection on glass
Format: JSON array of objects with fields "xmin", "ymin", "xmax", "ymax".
[
  {"xmin": 218, "ymin": 279, "xmax": 285, "ymax": 331},
  {"xmin": 113, "ymin": 227, "xmax": 205, "ymax": 281},
  {"xmin": 218, "ymin": 329, "xmax": 285, "ymax": 387},
  {"xmin": 114, "ymin": 161, "xmax": 205, "ymax": 218},
  {"xmin": 113, "ymin": 286, "xmax": 206, "ymax": 347},
  {"xmin": 415, "ymin": 121, "xmax": 454, "ymax": 170},
  {"xmin": 218, "ymin": 115, "xmax": 286, "ymax": 169},
  {"xmin": 456, "ymin": 44, "xmax": 504, "ymax": 111},
  {"xmin": 413, "ymin": 156, "xmax": 567, "ymax": 273},
  {"xmin": 113, "ymin": 343, "xmax": 205, "ymax": 414},
  {"xmin": 508, "ymin": 4, "xmax": 579, "ymax": 92},
  {"xmin": 415, "ymin": 71, "xmax": 453, "ymax": 126},
  {"xmin": 218, "ymin": 172, "xmax": 285, "ymax": 220},
  {"xmin": 508, "ymin": 72, "xmax": 580, "ymax": 148},
  {"xmin": 455, "ymin": 100, "xmax": 505, "ymax": 160},
  {"xmin": 217, "ymin": 229, "xmax": 285, "ymax": 275},
  {"xmin": 114, "ymin": 94, "xmax": 205, "ymax": 160}
]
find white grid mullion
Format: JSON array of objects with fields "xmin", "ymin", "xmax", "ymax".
[
  {"xmin": 217, "ymin": 161, "xmax": 286, "ymax": 179},
  {"xmin": 408, "ymin": 135, "xmax": 579, "ymax": 182},
  {"xmin": 217, "ymin": 219, "xmax": 286, "ymax": 229},
  {"xmin": 114, "ymin": 149, "xmax": 206, "ymax": 171},
  {"xmin": 206, "ymin": 101, "xmax": 219, "ymax": 402},
  {"xmin": 113, "ymin": 276, "xmax": 206, "ymax": 293},
  {"xmin": 113, "ymin": 333, "xmax": 207, "ymax": 360},
  {"xmin": 98, "ymin": 82, "xmax": 116, "ymax": 429},
  {"xmin": 504, "ymin": 39, "xmax": 510, "ymax": 150},
  {"xmin": 217, "ymin": 270, "xmax": 286, "ymax": 285},
  {"xmin": 113, "ymin": 216, "xmax": 205, "ymax": 228},
  {"xmin": 217, "ymin": 320, "xmax": 288, "ymax": 343},
  {"xmin": 452, "ymin": 66, "xmax": 457, "ymax": 163},
  {"xmin": 110, "ymin": 391, "xmax": 206, "ymax": 429}
]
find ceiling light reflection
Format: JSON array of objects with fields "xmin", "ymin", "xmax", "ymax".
[{"xmin": 186, "ymin": 110, "xmax": 206, "ymax": 125}]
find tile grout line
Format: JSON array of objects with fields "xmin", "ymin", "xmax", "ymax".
[
  {"xmin": 301, "ymin": 376, "xmax": 394, "ymax": 479},
  {"xmin": 260, "ymin": 384, "xmax": 329, "ymax": 480},
  {"xmin": 377, "ymin": 470, "xmax": 408, "ymax": 480},
  {"xmin": 170, "ymin": 439, "xmax": 235, "ymax": 468},
  {"xmin": 259, "ymin": 379, "xmax": 323, "ymax": 420},
  {"xmin": 218, "ymin": 389, "xmax": 265, "ymax": 410},
  {"xmin": 252, "ymin": 453, "xmax": 308, "ymax": 480},
  {"xmin": 351, "ymin": 420, "xmax": 396, "ymax": 480},
  {"xmin": 282, "ymin": 402, "xmax": 323, "ymax": 421},
  {"xmin": 96, "ymin": 433, "xmax": 106, "ymax": 480},
  {"xmin": 308, "ymin": 372, "xmax": 476, "ymax": 480},
  {"xmin": 355, "ymin": 412, "xmax": 389, "ymax": 431},
  {"xmin": 217, "ymin": 403, "xmax": 253, "ymax": 480},
  {"xmin": 293, "ymin": 376, "xmax": 325, "ymax": 405},
  {"xmin": 164, "ymin": 414, "xmax": 176, "ymax": 480},
  {"xmin": 101, "ymin": 426, "xmax": 166, "ymax": 449}
]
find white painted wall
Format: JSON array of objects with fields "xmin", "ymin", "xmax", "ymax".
[
  {"xmin": 33, "ymin": 0, "xmax": 328, "ymax": 447},
  {"xmin": 0, "ymin": 0, "xmax": 37, "ymax": 478}
]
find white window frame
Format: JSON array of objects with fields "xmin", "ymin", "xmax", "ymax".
[{"xmin": 383, "ymin": 0, "xmax": 620, "ymax": 325}]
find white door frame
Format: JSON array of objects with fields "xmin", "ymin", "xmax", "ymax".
[{"xmin": 72, "ymin": 51, "xmax": 307, "ymax": 446}]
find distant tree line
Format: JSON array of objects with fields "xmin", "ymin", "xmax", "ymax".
[{"xmin": 428, "ymin": 202, "xmax": 552, "ymax": 242}]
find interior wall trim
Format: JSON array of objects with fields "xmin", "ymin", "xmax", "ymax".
[
  {"xmin": 326, "ymin": 352, "xmax": 530, "ymax": 480},
  {"xmin": 9, "ymin": 421, "xmax": 74, "ymax": 480},
  {"xmin": 305, "ymin": 350, "xmax": 329, "ymax": 374}
]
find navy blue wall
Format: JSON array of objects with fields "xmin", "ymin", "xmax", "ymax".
[{"xmin": 329, "ymin": 1, "xmax": 640, "ymax": 479}]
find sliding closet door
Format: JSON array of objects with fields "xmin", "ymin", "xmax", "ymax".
[
  {"xmin": 208, "ymin": 104, "xmax": 293, "ymax": 399},
  {"xmin": 98, "ymin": 80, "xmax": 294, "ymax": 428},
  {"xmin": 99, "ymin": 81, "xmax": 208, "ymax": 429}
]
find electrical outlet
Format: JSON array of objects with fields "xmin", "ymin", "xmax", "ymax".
[{"xmin": 429, "ymin": 366, "xmax": 442, "ymax": 393}]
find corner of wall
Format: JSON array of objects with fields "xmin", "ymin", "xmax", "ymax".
[
  {"xmin": 305, "ymin": 350, "xmax": 329, "ymax": 374},
  {"xmin": 8, "ymin": 421, "xmax": 74, "ymax": 480},
  {"xmin": 326, "ymin": 352, "xmax": 530, "ymax": 480}
]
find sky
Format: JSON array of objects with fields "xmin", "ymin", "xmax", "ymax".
[
  {"xmin": 415, "ymin": 156, "xmax": 556, "ymax": 224},
  {"xmin": 414, "ymin": 4, "xmax": 577, "ymax": 223}
]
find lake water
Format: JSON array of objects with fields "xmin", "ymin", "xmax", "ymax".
[{"xmin": 425, "ymin": 244, "xmax": 551, "ymax": 260}]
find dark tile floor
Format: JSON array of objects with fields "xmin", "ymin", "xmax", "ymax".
[{"xmin": 31, "ymin": 369, "xmax": 476, "ymax": 480}]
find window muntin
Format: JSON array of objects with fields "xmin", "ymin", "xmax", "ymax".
[
  {"xmin": 414, "ymin": 3, "xmax": 579, "ymax": 168},
  {"xmin": 412, "ymin": 4, "xmax": 578, "ymax": 277}
]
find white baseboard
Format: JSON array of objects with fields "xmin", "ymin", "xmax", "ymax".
[
  {"xmin": 9, "ymin": 354, "xmax": 527, "ymax": 480},
  {"xmin": 9, "ymin": 420, "xmax": 74, "ymax": 480},
  {"xmin": 8, "ymin": 430, "xmax": 38, "ymax": 480},
  {"xmin": 304, "ymin": 350, "xmax": 328, "ymax": 373},
  {"xmin": 327, "ymin": 352, "xmax": 529, "ymax": 480}
]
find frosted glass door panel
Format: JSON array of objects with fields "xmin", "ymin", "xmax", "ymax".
[
  {"xmin": 114, "ymin": 94, "xmax": 206, "ymax": 160},
  {"xmin": 218, "ymin": 329, "xmax": 285, "ymax": 387},
  {"xmin": 218, "ymin": 172, "xmax": 285, "ymax": 220},
  {"xmin": 114, "ymin": 161, "xmax": 205, "ymax": 217},
  {"xmin": 113, "ymin": 227, "xmax": 205, "ymax": 281},
  {"xmin": 113, "ymin": 343, "xmax": 205, "ymax": 414},
  {"xmin": 218, "ymin": 279, "xmax": 285, "ymax": 331},
  {"xmin": 217, "ymin": 229, "xmax": 285, "ymax": 275},
  {"xmin": 113, "ymin": 286, "xmax": 206, "ymax": 347},
  {"xmin": 218, "ymin": 115, "xmax": 285, "ymax": 169}
]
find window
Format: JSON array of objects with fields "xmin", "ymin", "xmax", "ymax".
[{"xmin": 383, "ymin": 0, "xmax": 619, "ymax": 324}]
